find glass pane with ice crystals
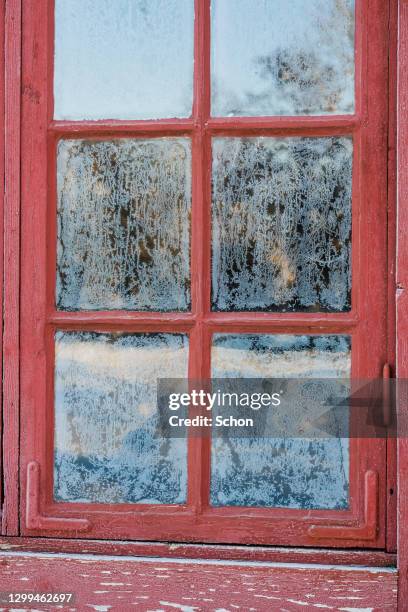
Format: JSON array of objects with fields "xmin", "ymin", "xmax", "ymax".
[
  {"xmin": 212, "ymin": 137, "xmax": 352, "ymax": 312},
  {"xmin": 212, "ymin": 0, "xmax": 355, "ymax": 116},
  {"xmin": 54, "ymin": 331, "xmax": 189, "ymax": 504},
  {"xmin": 54, "ymin": 0, "xmax": 194, "ymax": 120},
  {"xmin": 57, "ymin": 138, "xmax": 191, "ymax": 311},
  {"xmin": 211, "ymin": 334, "xmax": 351, "ymax": 509}
]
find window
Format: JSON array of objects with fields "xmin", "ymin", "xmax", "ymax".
[{"xmin": 20, "ymin": 0, "xmax": 390, "ymax": 547}]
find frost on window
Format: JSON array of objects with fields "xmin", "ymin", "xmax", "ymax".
[
  {"xmin": 54, "ymin": 331, "xmax": 189, "ymax": 504},
  {"xmin": 57, "ymin": 138, "xmax": 191, "ymax": 311},
  {"xmin": 212, "ymin": 0, "xmax": 355, "ymax": 116},
  {"xmin": 54, "ymin": 0, "xmax": 194, "ymax": 120},
  {"xmin": 211, "ymin": 334, "xmax": 351, "ymax": 509},
  {"xmin": 212, "ymin": 137, "xmax": 352, "ymax": 312}
]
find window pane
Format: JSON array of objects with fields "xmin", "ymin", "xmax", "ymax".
[
  {"xmin": 57, "ymin": 138, "xmax": 191, "ymax": 311},
  {"xmin": 212, "ymin": 0, "xmax": 355, "ymax": 116},
  {"xmin": 54, "ymin": 332, "xmax": 189, "ymax": 504},
  {"xmin": 54, "ymin": 0, "xmax": 194, "ymax": 120},
  {"xmin": 212, "ymin": 137, "xmax": 352, "ymax": 312},
  {"xmin": 211, "ymin": 334, "xmax": 351, "ymax": 509}
]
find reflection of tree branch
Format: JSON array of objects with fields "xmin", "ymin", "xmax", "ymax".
[
  {"xmin": 219, "ymin": 0, "xmax": 355, "ymax": 116},
  {"xmin": 257, "ymin": 48, "xmax": 342, "ymax": 114}
]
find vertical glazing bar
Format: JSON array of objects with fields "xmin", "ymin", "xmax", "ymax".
[{"xmin": 187, "ymin": 0, "xmax": 212, "ymax": 511}]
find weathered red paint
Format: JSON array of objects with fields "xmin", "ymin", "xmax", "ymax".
[
  {"xmin": 397, "ymin": 0, "xmax": 408, "ymax": 608},
  {"xmin": 1, "ymin": 0, "xmax": 21, "ymax": 537},
  {"xmin": 17, "ymin": 0, "xmax": 392, "ymax": 549},
  {"xmin": 0, "ymin": 537, "xmax": 397, "ymax": 568},
  {"xmin": 0, "ymin": 0, "xmax": 4, "ymax": 531},
  {"xmin": 308, "ymin": 470, "xmax": 379, "ymax": 541},
  {"xmin": 0, "ymin": 553, "xmax": 398, "ymax": 611},
  {"xmin": 386, "ymin": 0, "xmax": 398, "ymax": 556},
  {"xmin": 26, "ymin": 462, "xmax": 90, "ymax": 532}
]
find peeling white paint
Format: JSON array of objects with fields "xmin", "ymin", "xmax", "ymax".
[
  {"xmin": 159, "ymin": 602, "xmax": 200, "ymax": 612},
  {"xmin": 339, "ymin": 609, "xmax": 373, "ymax": 612}
]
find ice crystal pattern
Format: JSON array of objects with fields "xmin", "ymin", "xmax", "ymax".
[
  {"xmin": 212, "ymin": 137, "xmax": 352, "ymax": 312},
  {"xmin": 57, "ymin": 138, "xmax": 191, "ymax": 311},
  {"xmin": 54, "ymin": 332, "xmax": 189, "ymax": 504},
  {"xmin": 211, "ymin": 334, "xmax": 351, "ymax": 509}
]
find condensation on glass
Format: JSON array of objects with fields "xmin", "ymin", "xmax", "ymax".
[
  {"xmin": 212, "ymin": 137, "xmax": 352, "ymax": 312},
  {"xmin": 211, "ymin": 0, "xmax": 355, "ymax": 117},
  {"xmin": 57, "ymin": 138, "xmax": 191, "ymax": 311},
  {"xmin": 54, "ymin": 0, "xmax": 194, "ymax": 120},
  {"xmin": 54, "ymin": 331, "xmax": 189, "ymax": 504},
  {"xmin": 211, "ymin": 334, "xmax": 351, "ymax": 509}
]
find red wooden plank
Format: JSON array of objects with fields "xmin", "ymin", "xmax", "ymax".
[
  {"xmin": 397, "ymin": 0, "xmax": 408, "ymax": 608},
  {"xmin": 0, "ymin": 553, "xmax": 398, "ymax": 611},
  {"xmin": 2, "ymin": 0, "xmax": 21, "ymax": 536},
  {"xmin": 0, "ymin": 537, "xmax": 397, "ymax": 568},
  {"xmin": 20, "ymin": 0, "xmax": 48, "ymax": 540},
  {"xmin": 0, "ymin": 0, "xmax": 4, "ymax": 527},
  {"xmin": 386, "ymin": 0, "xmax": 398, "ymax": 555}
]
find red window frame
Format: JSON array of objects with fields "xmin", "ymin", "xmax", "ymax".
[{"xmin": 16, "ymin": 0, "xmax": 393, "ymax": 548}]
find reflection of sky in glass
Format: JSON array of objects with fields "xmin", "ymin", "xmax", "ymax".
[
  {"xmin": 54, "ymin": 0, "xmax": 194, "ymax": 120},
  {"xmin": 211, "ymin": 334, "xmax": 351, "ymax": 509},
  {"xmin": 54, "ymin": 332, "xmax": 189, "ymax": 504},
  {"xmin": 212, "ymin": 0, "xmax": 355, "ymax": 116}
]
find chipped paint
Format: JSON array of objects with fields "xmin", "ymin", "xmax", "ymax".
[
  {"xmin": 159, "ymin": 603, "xmax": 199, "ymax": 612},
  {"xmin": 0, "ymin": 553, "xmax": 397, "ymax": 611}
]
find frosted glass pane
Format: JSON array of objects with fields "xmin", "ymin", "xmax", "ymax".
[
  {"xmin": 57, "ymin": 138, "xmax": 191, "ymax": 311},
  {"xmin": 211, "ymin": 334, "xmax": 351, "ymax": 509},
  {"xmin": 54, "ymin": 0, "xmax": 194, "ymax": 120},
  {"xmin": 54, "ymin": 332, "xmax": 189, "ymax": 504},
  {"xmin": 212, "ymin": 0, "xmax": 355, "ymax": 116},
  {"xmin": 212, "ymin": 137, "xmax": 352, "ymax": 312}
]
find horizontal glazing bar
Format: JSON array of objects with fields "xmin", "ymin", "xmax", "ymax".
[
  {"xmin": 48, "ymin": 312, "xmax": 197, "ymax": 330},
  {"xmin": 49, "ymin": 119, "xmax": 197, "ymax": 136}
]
